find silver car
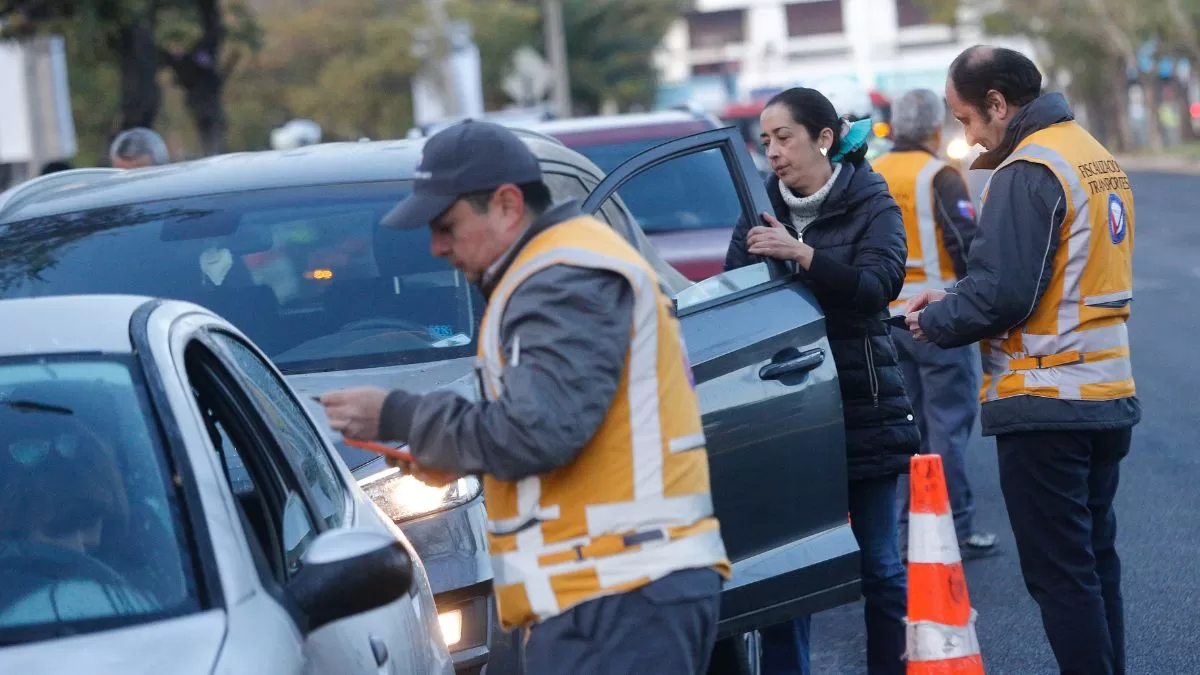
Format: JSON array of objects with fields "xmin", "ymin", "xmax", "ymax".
[
  {"xmin": 0, "ymin": 127, "xmax": 862, "ymax": 672},
  {"xmin": 0, "ymin": 295, "xmax": 453, "ymax": 674}
]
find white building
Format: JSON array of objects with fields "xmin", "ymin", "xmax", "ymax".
[{"xmin": 653, "ymin": 0, "xmax": 1035, "ymax": 111}]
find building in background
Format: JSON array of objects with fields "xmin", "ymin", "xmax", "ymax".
[
  {"xmin": 653, "ymin": 0, "xmax": 1035, "ymax": 113},
  {"xmin": 0, "ymin": 36, "xmax": 77, "ymax": 190}
]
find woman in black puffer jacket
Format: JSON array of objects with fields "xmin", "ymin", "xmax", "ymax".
[{"xmin": 724, "ymin": 87, "xmax": 919, "ymax": 675}]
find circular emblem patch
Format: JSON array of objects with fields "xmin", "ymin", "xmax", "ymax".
[{"xmin": 1107, "ymin": 193, "xmax": 1128, "ymax": 244}]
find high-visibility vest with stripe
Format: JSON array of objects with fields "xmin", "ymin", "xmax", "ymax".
[
  {"xmin": 476, "ymin": 215, "xmax": 731, "ymax": 630},
  {"xmin": 872, "ymin": 150, "xmax": 958, "ymax": 308},
  {"xmin": 978, "ymin": 121, "xmax": 1135, "ymax": 404}
]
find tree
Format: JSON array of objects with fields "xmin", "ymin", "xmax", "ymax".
[
  {"xmin": 159, "ymin": 0, "xmax": 261, "ymax": 155},
  {"xmin": 550, "ymin": 0, "xmax": 685, "ymax": 113},
  {"xmin": 3, "ymin": 0, "xmax": 260, "ymax": 158}
]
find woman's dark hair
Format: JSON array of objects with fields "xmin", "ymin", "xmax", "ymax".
[
  {"xmin": 764, "ymin": 87, "xmax": 869, "ymax": 165},
  {"xmin": 948, "ymin": 46, "xmax": 1042, "ymax": 117}
]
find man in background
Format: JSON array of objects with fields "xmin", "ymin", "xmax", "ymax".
[
  {"xmin": 873, "ymin": 87, "xmax": 997, "ymax": 558},
  {"xmin": 109, "ymin": 127, "xmax": 169, "ymax": 169}
]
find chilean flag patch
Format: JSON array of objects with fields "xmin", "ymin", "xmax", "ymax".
[{"xmin": 956, "ymin": 199, "xmax": 976, "ymax": 220}]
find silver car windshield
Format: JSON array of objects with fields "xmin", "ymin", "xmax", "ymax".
[
  {"xmin": 0, "ymin": 181, "xmax": 480, "ymax": 375},
  {"xmin": 0, "ymin": 356, "xmax": 200, "ymax": 643}
]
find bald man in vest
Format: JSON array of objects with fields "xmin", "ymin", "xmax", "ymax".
[
  {"xmin": 318, "ymin": 119, "xmax": 730, "ymax": 674},
  {"xmin": 905, "ymin": 46, "xmax": 1138, "ymax": 674},
  {"xmin": 873, "ymin": 88, "xmax": 997, "ymax": 559}
]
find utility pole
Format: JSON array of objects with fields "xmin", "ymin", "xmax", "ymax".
[
  {"xmin": 542, "ymin": 0, "xmax": 572, "ymax": 118},
  {"xmin": 424, "ymin": 0, "xmax": 462, "ymax": 117}
]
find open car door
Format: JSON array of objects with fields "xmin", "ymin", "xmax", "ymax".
[{"xmin": 581, "ymin": 127, "xmax": 861, "ymax": 637}]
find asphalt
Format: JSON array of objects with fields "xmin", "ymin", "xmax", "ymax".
[{"xmin": 809, "ymin": 171, "xmax": 1200, "ymax": 674}]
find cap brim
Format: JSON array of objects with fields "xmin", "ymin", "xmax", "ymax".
[{"xmin": 380, "ymin": 192, "xmax": 457, "ymax": 230}]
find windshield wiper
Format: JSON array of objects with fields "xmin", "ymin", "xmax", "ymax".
[{"xmin": 1, "ymin": 399, "xmax": 74, "ymax": 415}]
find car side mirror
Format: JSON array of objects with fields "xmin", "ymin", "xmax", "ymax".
[{"xmin": 289, "ymin": 528, "xmax": 413, "ymax": 633}]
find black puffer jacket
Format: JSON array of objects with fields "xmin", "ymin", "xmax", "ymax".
[{"xmin": 725, "ymin": 161, "xmax": 920, "ymax": 480}]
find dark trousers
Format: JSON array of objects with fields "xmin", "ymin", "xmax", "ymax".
[
  {"xmin": 758, "ymin": 475, "xmax": 907, "ymax": 675},
  {"xmin": 523, "ymin": 567, "xmax": 721, "ymax": 675},
  {"xmin": 893, "ymin": 327, "xmax": 982, "ymax": 540},
  {"xmin": 996, "ymin": 428, "xmax": 1131, "ymax": 675}
]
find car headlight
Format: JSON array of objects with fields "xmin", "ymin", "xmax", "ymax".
[
  {"xmin": 947, "ymin": 137, "xmax": 972, "ymax": 160},
  {"xmin": 358, "ymin": 463, "xmax": 482, "ymax": 522}
]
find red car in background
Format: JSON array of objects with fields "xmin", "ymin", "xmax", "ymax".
[{"xmin": 525, "ymin": 109, "xmax": 770, "ymax": 282}]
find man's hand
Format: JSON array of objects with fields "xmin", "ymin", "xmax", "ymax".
[
  {"xmin": 385, "ymin": 456, "xmax": 461, "ymax": 488},
  {"xmin": 903, "ymin": 289, "xmax": 947, "ymax": 343},
  {"xmin": 748, "ymin": 212, "xmax": 815, "ymax": 269},
  {"xmin": 904, "ymin": 288, "xmax": 948, "ymax": 314},
  {"xmin": 319, "ymin": 387, "xmax": 390, "ymax": 441}
]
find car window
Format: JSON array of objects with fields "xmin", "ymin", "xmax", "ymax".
[
  {"xmin": 542, "ymin": 172, "xmax": 590, "ymax": 202},
  {"xmin": 673, "ymin": 262, "xmax": 773, "ymax": 312},
  {"xmin": 186, "ymin": 343, "xmax": 317, "ymax": 581},
  {"xmin": 0, "ymin": 356, "xmax": 200, "ymax": 642},
  {"xmin": 209, "ymin": 332, "xmax": 346, "ymax": 530},
  {"xmin": 0, "ymin": 182, "xmax": 481, "ymax": 375},
  {"xmin": 589, "ymin": 147, "xmax": 743, "ymax": 233}
]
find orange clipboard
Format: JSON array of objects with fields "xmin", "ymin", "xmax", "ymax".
[{"xmin": 342, "ymin": 438, "xmax": 415, "ymax": 463}]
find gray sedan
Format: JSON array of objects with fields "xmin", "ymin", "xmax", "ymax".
[
  {"xmin": 0, "ymin": 295, "xmax": 453, "ymax": 674},
  {"xmin": 0, "ymin": 126, "xmax": 861, "ymax": 672}
]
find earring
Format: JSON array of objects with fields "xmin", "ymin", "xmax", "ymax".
[{"xmin": 819, "ymin": 147, "xmax": 827, "ymax": 156}]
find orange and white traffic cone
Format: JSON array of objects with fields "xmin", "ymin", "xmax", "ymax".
[{"xmin": 904, "ymin": 454, "xmax": 984, "ymax": 674}]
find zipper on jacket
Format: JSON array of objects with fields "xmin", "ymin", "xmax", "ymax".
[{"xmin": 864, "ymin": 335, "xmax": 879, "ymax": 407}]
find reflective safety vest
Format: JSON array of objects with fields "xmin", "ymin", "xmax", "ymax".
[
  {"xmin": 476, "ymin": 215, "xmax": 731, "ymax": 630},
  {"xmin": 872, "ymin": 150, "xmax": 960, "ymax": 309},
  {"xmin": 978, "ymin": 121, "xmax": 1135, "ymax": 404}
]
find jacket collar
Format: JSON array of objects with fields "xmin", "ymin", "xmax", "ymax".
[
  {"xmin": 971, "ymin": 92, "xmax": 1075, "ymax": 170},
  {"xmin": 479, "ymin": 199, "xmax": 583, "ymax": 299}
]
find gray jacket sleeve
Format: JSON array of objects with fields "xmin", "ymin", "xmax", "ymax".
[
  {"xmin": 379, "ymin": 265, "xmax": 634, "ymax": 482},
  {"xmin": 919, "ymin": 162, "xmax": 1066, "ymax": 348},
  {"xmin": 931, "ymin": 166, "xmax": 979, "ymax": 279}
]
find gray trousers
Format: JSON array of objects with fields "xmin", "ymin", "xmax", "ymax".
[
  {"xmin": 892, "ymin": 326, "xmax": 981, "ymax": 540},
  {"xmin": 522, "ymin": 567, "xmax": 721, "ymax": 675}
]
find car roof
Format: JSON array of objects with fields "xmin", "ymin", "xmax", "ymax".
[
  {"xmin": 521, "ymin": 110, "xmax": 714, "ymax": 136},
  {"xmin": 0, "ymin": 295, "xmax": 155, "ymax": 357},
  {"xmin": 0, "ymin": 134, "xmax": 589, "ymax": 224}
]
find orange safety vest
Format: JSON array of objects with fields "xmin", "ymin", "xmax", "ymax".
[
  {"xmin": 476, "ymin": 215, "xmax": 731, "ymax": 630},
  {"xmin": 978, "ymin": 121, "xmax": 1135, "ymax": 403},
  {"xmin": 872, "ymin": 150, "xmax": 960, "ymax": 309}
]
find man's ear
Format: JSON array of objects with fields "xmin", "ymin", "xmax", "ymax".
[
  {"xmin": 986, "ymin": 89, "xmax": 1008, "ymax": 120},
  {"xmin": 492, "ymin": 184, "xmax": 526, "ymax": 228}
]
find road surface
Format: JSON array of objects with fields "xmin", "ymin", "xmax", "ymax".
[{"xmin": 810, "ymin": 170, "xmax": 1200, "ymax": 673}]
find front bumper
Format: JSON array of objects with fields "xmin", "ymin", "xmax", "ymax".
[{"xmin": 395, "ymin": 492, "xmax": 523, "ymax": 674}]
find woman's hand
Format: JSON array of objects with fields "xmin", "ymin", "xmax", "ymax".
[{"xmin": 747, "ymin": 212, "xmax": 815, "ymax": 270}]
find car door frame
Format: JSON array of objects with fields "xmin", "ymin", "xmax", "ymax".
[
  {"xmin": 579, "ymin": 126, "xmax": 794, "ymax": 282},
  {"xmin": 132, "ymin": 298, "xmax": 309, "ymax": 672}
]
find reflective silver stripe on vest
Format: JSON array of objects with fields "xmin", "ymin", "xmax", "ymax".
[{"xmin": 898, "ymin": 158, "xmax": 950, "ymax": 301}]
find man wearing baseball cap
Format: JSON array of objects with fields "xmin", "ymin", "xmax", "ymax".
[{"xmin": 318, "ymin": 120, "xmax": 729, "ymax": 673}]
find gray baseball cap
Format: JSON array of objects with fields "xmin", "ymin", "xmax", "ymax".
[{"xmin": 382, "ymin": 119, "xmax": 543, "ymax": 229}]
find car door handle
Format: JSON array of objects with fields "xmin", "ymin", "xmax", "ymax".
[
  {"xmin": 369, "ymin": 634, "xmax": 389, "ymax": 667},
  {"xmin": 758, "ymin": 348, "xmax": 824, "ymax": 380}
]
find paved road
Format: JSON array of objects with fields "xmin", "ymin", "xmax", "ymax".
[{"xmin": 809, "ymin": 171, "xmax": 1200, "ymax": 674}]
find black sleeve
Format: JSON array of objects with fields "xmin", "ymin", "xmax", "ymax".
[
  {"xmin": 803, "ymin": 198, "xmax": 908, "ymax": 312},
  {"xmin": 930, "ymin": 166, "xmax": 979, "ymax": 279},
  {"xmin": 919, "ymin": 163, "xmax": 1067, "ymax": 348},
  {"xmin": 724, "ymin": 214, "xmax": 756, "ymax": 271}
]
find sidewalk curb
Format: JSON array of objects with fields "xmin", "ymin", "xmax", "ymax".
[{"xmin": 1116, "ymin": 154, "xmax": 1200, "ymax": 176}]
